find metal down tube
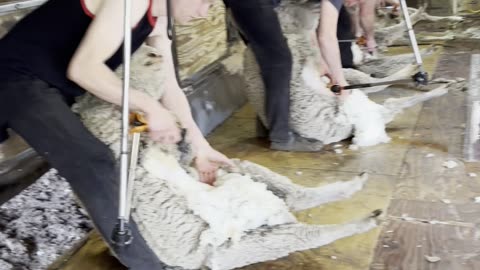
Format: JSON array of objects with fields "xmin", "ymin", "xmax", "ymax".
[
  {"xmin": 399, "ymin": 0, "xmax": 424, "ymax": 72},
  {"xmin": 125, "ymin": 133, "xmax": 141, "ymax": 218},
  {"xmin": 166, "ymin": 0, "xmax": 174, "ymax": 40},
  {"xmin": 111, "ymin": 0, "xmax": 133, "ymax": 246}
]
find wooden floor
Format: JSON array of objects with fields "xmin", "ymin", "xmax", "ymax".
[{"xmin": 46, "ymin": 44, "xmax": 480, "ymax": 270}]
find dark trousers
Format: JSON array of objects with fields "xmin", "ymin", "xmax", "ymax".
[
  {"xmin": 0, "ymin": 72, "xmax": 164, "ymax": 270},
  {"xmin": 226, "ymin": 0, "xmax": 292, "ymax": 142},
  {"xmin": 337, "ymin": 5, "xmax": 355, "ymax": 68}
]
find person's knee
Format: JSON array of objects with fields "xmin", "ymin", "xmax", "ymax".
[
  {"xmin": 257, "ymin": 45, "xmax": 293, "ymax": 70},
  {"xmin": 54, "ymin": 140, "xmax": 116, "ymax": 178},
  {"xmin": 279, "ymin": 47, "xmax": 293, "ymax": 67},
  {"xmin": 64, "ymin": 145, "xmax": 117, "ymax": 198},
  {"xmin": 80, "ymin": 142, "xmax": 115, "ymax": 170}
]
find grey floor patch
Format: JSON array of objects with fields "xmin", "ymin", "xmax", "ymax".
[{"xmin": 0, "ymin": 170, "xmax": 92, "ymax": 270}]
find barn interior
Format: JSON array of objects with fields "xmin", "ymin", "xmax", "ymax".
[{"xmin": 0, "ymin": 0, "xmax": 480, "ymax": 269}]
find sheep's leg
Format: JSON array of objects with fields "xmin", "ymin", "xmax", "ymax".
[
  {"xmin": 376, "ymin": 6, "xmax": 425, "ymax": 47},
  {"xmin": 388, "ymin": 7, "xmax": 425, "ymax": 31},
  {"xmin": 234, "ymin": 160, "xmax": 368, "ymax": 211},
  {"xmin": 358, "ymin": 46, "xmax": 435, "ymax": 77},
  {"xmin": 382, "ymin": 83, "xmax": 448, "ymax": 124},
  {"xmin": 207, "ymin": 210, "xmax": 382, "ymax": 270},
  {"xmin": 417, "ymin": 10, "xmax": 463, "ymax": 23},
  {"xmin": 377, "ymin": 7, "xmax": 462, "ymax": 47},
  {"xmin": 364, "ymin": 63, "xmax": 418, "ymax": 94},
  {"xmin": 345, "ymin": 64, "xmax": 418, "ymax": 94},
  {"xmin": 285, "ymin": 172, "xmax": 368, "ymax": 211}
]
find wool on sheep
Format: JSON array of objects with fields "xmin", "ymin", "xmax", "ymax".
[
  {"xmin": 241, "ymin": 0, "xmax": 451, "ymax": 148},
  {"xmin": 73, "ymin": 43, "xmax": 381, "ymax": 270}
]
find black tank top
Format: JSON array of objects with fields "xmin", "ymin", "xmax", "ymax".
[{"xmin": 0, "ymin": 0, "xmax": 157, "ymax": 98}]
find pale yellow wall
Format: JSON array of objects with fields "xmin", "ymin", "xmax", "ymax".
[
  {"xmin": 0, "ymin": 0, "xmax": 229, "ymax": 83},
  {"xmin": 174, "ymin": 0, "xmax": 228, "ymax": 81}
]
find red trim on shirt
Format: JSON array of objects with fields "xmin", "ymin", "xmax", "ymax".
[
  {"xmin": 80, "ymin": 0, "xmax": 156, "ymax": 27},
  {"xmin": 147, "ymin": 0, "xmax": 158, "ymax": 27},
  {"xmin": 80, "ymin": 0, "xmax": 94, "ymax": 18}
]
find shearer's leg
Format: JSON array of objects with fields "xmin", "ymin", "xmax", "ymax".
[{"xmin": 3, "ymin": 74, "xmax": 165, "ymax": 269}]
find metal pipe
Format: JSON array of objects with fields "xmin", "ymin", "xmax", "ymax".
[
  {"xmin": 119, "ymin": 0, "xmax": 132, "ymax": 226},
  {"xmin": 166, "ymin": 0, "xmax": 173, "ymax": 40},
  {"xmin": 111, "ymin": 0, "xmax": 133, "ymax": 246},
  {"xmin": 399, "ymin": 0, "xmax": 424, "ymax": 72},
  {"xmin": 125, "ymin": 132, "xmax": 140, "ymax": 218},
  {"xmin": 337, "ymin": 39, "xmax": 357, "ymax": 43}
]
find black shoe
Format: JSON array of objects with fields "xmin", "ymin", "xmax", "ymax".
[
  {"xmin": 270, "ymin": 133, "xmax": 324, "ymax": 152},
  {"xmin": 255, "ymin": 117, "xmax": 269, "ymax": 139}
]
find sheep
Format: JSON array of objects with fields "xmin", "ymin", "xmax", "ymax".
[
  {"xmin": 373, "ymin": 5, "xmax": 464, "ymax": 50},
  {"xmin": 0, "ymin": 2, "xmax": 463, "ymax": 269},
  {"xmin": 72, "ymin": 44, "xmax": 382, "ymax": 270},
  {"xmin": 71, "ymin": 2, "xmax": 464, "ymax": 267},
  {"xmin": 241, "ymin": 0, "xmax": 451, "ymax": 147}
]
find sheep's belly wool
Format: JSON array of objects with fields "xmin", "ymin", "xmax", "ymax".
[{"xmin": 142, "ymin": 147, "xmax": 296, "ymax": 247}]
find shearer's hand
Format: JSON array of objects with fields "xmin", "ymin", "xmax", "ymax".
[
  {"xmin": 193, "ymin": 143, "xmax": 235, "ymax": 185},
  {"xmin": 145, "ymin": 105, "xmax": 181, "ymax": 144},
  {"xmin": 328, "ymin": 79, "xmax": 351, "ymax": 99}
]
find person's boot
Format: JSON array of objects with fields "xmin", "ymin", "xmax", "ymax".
[
  {"xmin": 256, "ymin": 116, "xmax": 269, "ymax": 139},
  {"xmin": 270, "ymin": 132, "xmax": 324, "ymax": 152}
]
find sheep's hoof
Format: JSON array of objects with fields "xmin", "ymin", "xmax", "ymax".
[
  {"xmin": 358, "ymin": 172, "xmax": 369, "ymax": 181},
  {"xmin": 367, "ymin": 209, "xmax": 384, "ymax": 226},
  {"xmin": 370, "ymin": 209, "xmax": 383, "ymax": 218},
  {"xmin": 355, "ymin": 172, "xmax": 369, "ymax": 184}
]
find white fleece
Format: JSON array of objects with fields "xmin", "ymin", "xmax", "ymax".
[
  {"xmin": 342, "ymin": 90, "xmax": 391, "ymax": 147},
  {"xmin": 142, "ymin": 147, "xmax": 296, "ymax": 247}
]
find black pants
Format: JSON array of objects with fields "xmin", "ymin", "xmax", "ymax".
[
  {"xmin": 337, "ymin": 5, "xmax": 355, "ymax": 68},
  {"xmin": 226, "ymin": 0, "xmax": 292, "ymax": 142},
  {"xmin": 0, "ymin": 72, "xmax": 164, "ymax": 270}
]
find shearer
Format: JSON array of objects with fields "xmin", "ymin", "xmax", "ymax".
[{"xmin": 0, "ymin": 0, "xmax": 234, "ymax": 269}]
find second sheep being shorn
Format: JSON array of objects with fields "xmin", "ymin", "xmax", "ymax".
[
  {"xmin": 242, "ymin": 0, "xmax": 452, "ymax": 147},
  {"xmin": 73, "ymin": 44, "xmax": 382, "ymax": 270}
]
